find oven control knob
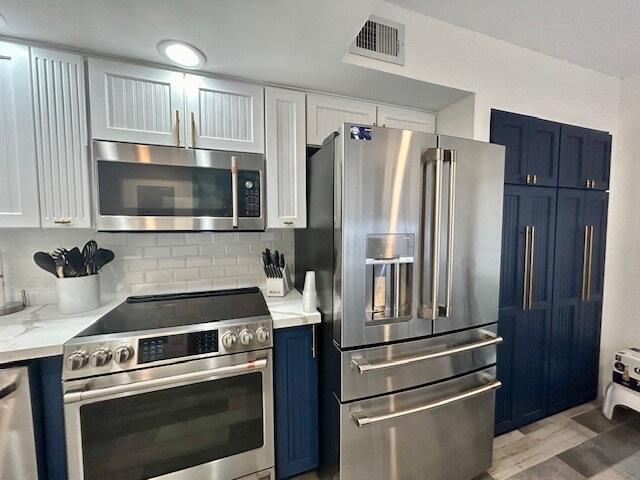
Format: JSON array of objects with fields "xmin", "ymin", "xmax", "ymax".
[
  {"xmin": 221, "ymin": 332, "xmax": 238, "ymax": 349},
  {"xmin": 239, "ymin": 329, "xmax": 254, "ymax": 346},
  {"xmin": 255, "ymin": 327, "xmax": 270, "ymax": 344},
  {"xmin": 66, "ymin": 350, "xmax": 89, "ymax": 371},
  {"xmin": 90, "ymin": 348, "xmax": 113, "ymax": 368},
  {"xmin": 114, "ymin": 345, "xmax": 135, "ymax": 364}
]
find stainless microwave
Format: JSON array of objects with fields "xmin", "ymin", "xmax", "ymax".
[{"xmin": 93, "ymin": 141, "xmax": 264, "ymax": 231}]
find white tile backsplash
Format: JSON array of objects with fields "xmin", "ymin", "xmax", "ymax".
[{"xmin": 0, "ymin": 229, "xmax": 294, "ymax": 304}]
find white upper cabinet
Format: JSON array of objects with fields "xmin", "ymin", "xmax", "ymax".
[
  {"xmin": 376, "ymin": 105, "xmax": 436, "ymax": 133},
  {"xmin": 185, "ymin": 75, "xmax": 264, "ymax": 153},
  {"xmin": 306, "ymin": 94, "xmax": 376, "ymax": 146},
  {"xmin": 88, "ymin": 59, "xmax": 185, "ymax": 146},
  {"xmin": 31, "ymin": 48, "xmax": 91, "ymax": 228},
  {"xmin": 265, "ymin": 87, "xmax": 306, "ymax": 228},
  {"xmin": 0, "ymin": 41, "xmax": 40, "ymax": 228}
]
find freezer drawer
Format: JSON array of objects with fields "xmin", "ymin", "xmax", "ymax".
[
  {"xmin": 340, "ymin": 325, "xmax": 500, "ymax": 401},
  {"xmin": 339, "ymin": 367, "xmax": 499, "ymax": 480}
]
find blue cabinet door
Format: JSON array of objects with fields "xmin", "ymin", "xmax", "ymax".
[
  {"xmin": 274, "ymin": 326, "xmax": 319, "ymax": 479},
  {"xmin": 559, "ymin": 126, "xmax": 611, "ymax": 190},
  {"xmin": 588, "ymin": 132, "xmax": 611, "ymax": 191},
  {"xmin": 496, "ymin": 186, "xmax": 555, "ymax": 434},
  {"xmin": 527, "ymin": 118, "xmax": 560, "ymax": 187},
  {"xmin": 548, "ymin": 190, "xmax": 607, "ymax": 414},
  {"xmin": 491, "ymin": 110, "xmax": 560, "ymax": 186}
]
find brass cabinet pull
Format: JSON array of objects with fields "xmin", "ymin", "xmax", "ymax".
[
  {"xmin": 528, "ymin": 225, "xmax": 536, "ymax": 310},
  {"xmin": 585, "ymin": 179, "xmax": 590, "ymax": 188},
  {"xmin": 191, "ymin": 111, "xmax": 196, "ymax": 147},
  {"xmin": 526, "ymin": 174, "xmax": 532, "ymax": 184},
  {"xmin": 523, "ymin": 225, "xmax": 531, "ymax": 310},
  {"xmin": 591, "ymin": 179, "xmax": 596, "ymax": 189},
  {"xmin": 532, "ymin": 174, "xmax": 537, "ymax": 185},
  {"xmin": 175, "ymin": 110, "xmax": 181, "ymax": 146},
  {"xmin": 581, "ymin": 225, "xmax": 589, "ymax": 300},
  {"xmin": 54, "ymin": 218, "xmax": 71, "ymax": 224},
  {"xmin": 587, "ymin": 225, "xmax": 594, "ymax": 300}
]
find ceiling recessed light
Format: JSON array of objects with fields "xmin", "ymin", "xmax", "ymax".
[{"xmin": 157, "ymin": 40, "xmax": 206, "ymax": 69}]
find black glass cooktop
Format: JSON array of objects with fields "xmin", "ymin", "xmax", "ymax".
[{"xmin": 76, "ymin": 287, "xmax": 269, "ymax": 337}]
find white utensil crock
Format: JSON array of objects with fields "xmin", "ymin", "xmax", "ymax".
[{"xmin": 56, "ymin": 275, "xmax": 101, "ymax": 314}]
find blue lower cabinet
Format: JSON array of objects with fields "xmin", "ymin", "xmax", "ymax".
[{"xmin": 274, "ymin": 325, "xmax": 319, "ymax": 479}]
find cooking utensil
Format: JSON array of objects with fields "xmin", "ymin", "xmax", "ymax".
[
  {"xmin": 33, "ymin": 252, "xmax": 58, "ymax": 277},
  {"xmin": 93, "ymin": 248, "xmax": 115, "ymax": 271},
  {"xmin": 52, "ymin": 248, "xmax": 70, "ymax": 278},
  {"xmin": 66, "ymin": 247, "xmax": 86, "ymax": 277},
  {"xmin": 82, "ymin": 240, "xmax": 98, "ymax": 275}
]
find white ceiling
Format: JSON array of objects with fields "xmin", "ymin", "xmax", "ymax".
[
  {"xmin": 0, "ymin": 0, "xmax": 469, "ymax": 111},
  {"xmin": 388, "ymin": 0, "xmax": 640, "ymax": 79}
]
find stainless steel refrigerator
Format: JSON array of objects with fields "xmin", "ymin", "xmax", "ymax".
[{"xmin": 295, "ymin": 124, "xmax": 506, "ymax": 480}]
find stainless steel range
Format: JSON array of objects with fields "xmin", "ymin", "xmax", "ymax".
[
  {"xmin": 62, "ymin": 287, "xmax": 274, "ymax": 480},
  {"xmin": 296, "ymin": 125, "xmax": 506, "ymax": 480}
]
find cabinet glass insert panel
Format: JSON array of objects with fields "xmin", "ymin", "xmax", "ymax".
[
  {"xmin": 79, "ymin": 373, "xmax": 264, "ymax": 479},
  {"xmin": 98, "ymin": 161, "xmax": 261, "ymax": 217}
]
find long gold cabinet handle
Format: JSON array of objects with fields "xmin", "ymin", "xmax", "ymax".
[
  {"xmin": 523, "ymin": 225, "xmax": 531, "ymax": 310},
  {"xmin": 587, "ymin": 225, "xmax": 594, "ymax": 301},
  {"xmin": 528, "ymin": 225, "xmax": 536, "ymax": 310},
  {"xmin": 191, "ymin": 111, "xmax": 197, "ymax": 148},
  {"xmin": 581, "ymin": 225, "xmax": 589, "ymax": 301}
]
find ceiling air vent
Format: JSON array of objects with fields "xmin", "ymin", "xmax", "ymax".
[{"xmin": 349, "ymin": 16, "xmax": 405, "ymax": 65}]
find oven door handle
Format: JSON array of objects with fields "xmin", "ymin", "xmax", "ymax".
[
  {"xmin": 351, "ymin": 334, "xmax": 502, "ymax": 374},
  {"xmin": 351, "ymin": 379, "xmax": 501, "ymax": 427},
  {"xmin": 64, "ymin": 358, "xmax": 268, "ymax": 404}
]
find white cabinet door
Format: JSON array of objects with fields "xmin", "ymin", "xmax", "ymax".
[
  {"xmin": 0, "ymin": 42, "xmax": 39, "ymax": 228},
  {"xmin": 306, "ymin": 94, "xmax": 376, "ymax": 146},
  {"xmin": 88, "ymin": 59, "xmax": 185, "ymax": 146},
  {"xmin": 265, "ymin": 87, "xmax": 306, "ymax": 229},
  {"xmin": 376, "ymin": 105, "xmax": 436, "ymax": 133},
  {"xmin": 186, "ymin": 75, "xmax": 264, "ymax": 153},
  {"xmin": 32, "ymin": 48, "xmax": 91, "ymax": 228}
]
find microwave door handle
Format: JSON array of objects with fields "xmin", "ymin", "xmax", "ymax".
[{"xmin": 231, "ymin": 156, "xmax": 239, "ymax": 229}]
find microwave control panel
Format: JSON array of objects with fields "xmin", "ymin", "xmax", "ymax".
[
  {"xmin": 238, "ymin": 171, "xmax": 261, "ymax": 218},
  {"xmin": 138, "ymin": 330, "xmax": 219, "ymax": 364}
]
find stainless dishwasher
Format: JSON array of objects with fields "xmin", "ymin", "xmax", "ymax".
[{"xmin": 0, "ymin": 366, "xmax": 39, "ymax": 480}]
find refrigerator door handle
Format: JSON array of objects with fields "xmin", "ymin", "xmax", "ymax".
[
  {"xmin": 350, "ymin": 378, "xmax": 502, "ymax": 427},
  {"xmin": 443, "ymin": 150, "xmax": 457, "ymax": 317},
  {"xmin": 419, "ymin": 148, "xmax": 444, "ymax": 320}
]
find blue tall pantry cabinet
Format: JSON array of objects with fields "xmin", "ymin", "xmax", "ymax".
[
  {"xmin": 495, "ymin": 186, "xmax": 556, "ymax": 434},
  {"xmin": 491, "ymin": 110, "xmax": 611, "ymax": 435}
]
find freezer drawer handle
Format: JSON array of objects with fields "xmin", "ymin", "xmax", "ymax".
[
  {"xmin": 351, "ymin": 378, "xmax": 502, "ymax": 427},
  {"xmin": 0, "ymin": 381, "xmax": 18, "ymax": 401},
  {"xmin": 63, "ymin": 358, "xmax": 268, "ymax": 403},
  {"xmin": 351, "ymin": 334, "xmax": 503, "ymax": 373}
]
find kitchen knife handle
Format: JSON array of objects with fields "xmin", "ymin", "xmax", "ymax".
[{"xmin": 231, "ymin": 156, "xmax": 239, "ymax": 229}]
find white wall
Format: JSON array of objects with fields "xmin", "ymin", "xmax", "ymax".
[
  {"xmin": 0, "ymin": 230, "xmax": 294, "ymax": 305},
  {"xmin": 599, "ymin": 73, "xmax": 640, "ymax": 388},
  {"xmin": 346, "ymin": 1, "xmax": 624, "ymax": 395},
  {"xmin": 436, "ymin": 94, "xmax": 475, "ymax": 138}
]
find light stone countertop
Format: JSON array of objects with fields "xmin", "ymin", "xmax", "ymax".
[{"xmin": 0, "ymin": 288, "xmax": 320, "ymax": 365}]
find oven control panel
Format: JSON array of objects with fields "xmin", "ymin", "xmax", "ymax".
[{"xmin": 138, "ymin": 330, "xmax": 219, "ymax": 364}]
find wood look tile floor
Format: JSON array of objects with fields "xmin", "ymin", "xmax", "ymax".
[{"xmin": 293, "ymin": 402, "xmax": 640, "ymax": 480}]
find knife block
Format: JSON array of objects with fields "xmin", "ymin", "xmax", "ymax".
[{"xmin": 265, "ymin": 264, "xmax": 292, "ymax": 297}]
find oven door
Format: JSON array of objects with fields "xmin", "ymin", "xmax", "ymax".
[
  {"xmin": 63, "ymin": 350, "xmax": 273, "ymax": 480},
  {"xmin": 94, "ymin": 140, "xmax": 264, "ymax": 231}
]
